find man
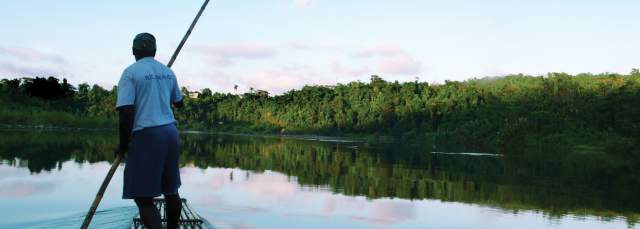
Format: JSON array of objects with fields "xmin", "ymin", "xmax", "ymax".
[{"xmin": 116, "ymin": 33, "xmax": 184, "ymax": 229}]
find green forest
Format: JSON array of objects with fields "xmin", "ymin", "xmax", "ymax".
[{"xmin": 1, "ymin": 71, "xmax": 640, "ymax": 150}]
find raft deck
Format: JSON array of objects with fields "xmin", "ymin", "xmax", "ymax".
[{"xmin": 131, "ymin": 198, "xmax": 206, "ymax": 229}]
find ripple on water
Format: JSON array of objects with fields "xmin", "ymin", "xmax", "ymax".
[
  {"xmin": 430, "ymin": 151, "xmax": 503, "ymax": 157},
  {"xmin": 1, "ymin": 206, "xmax": 138, "ymax": 229}
]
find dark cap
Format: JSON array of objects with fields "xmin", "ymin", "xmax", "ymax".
[{"xmin": 132, "ymin": 33, "xmax": 156, "ymax": 51}]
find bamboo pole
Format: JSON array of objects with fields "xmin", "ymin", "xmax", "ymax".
[
  {"xmin": 81, "ymin": 1, "xmax": 210, "ymax": 228},
  {"xmin": 168, "ymin": 0, "xmax": 210, "ymax": 68},
  {"xmin": 80, "ymin": 154, "xmax": 122, "ymax": 228}
]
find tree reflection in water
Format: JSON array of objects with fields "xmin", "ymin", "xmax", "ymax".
[{"xmin": 0, "ymin": 130, "xmax": 638, "ymax": 226}]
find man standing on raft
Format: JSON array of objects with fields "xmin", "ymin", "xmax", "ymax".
[{"xmin": 116, "ymin": 33, "xmax": 184, "ymax": 229}]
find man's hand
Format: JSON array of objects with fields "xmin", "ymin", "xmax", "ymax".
[
  {"xmin": 117, "ymin": 105, "xmax": 135, "ymax": 159},
  {"xmin": 173, "ymin": 99, "xmax": 184, "ymax": 109},
  {"xmin": 115, "ymin": 143, "xmax": 128, "ymax": 158},
  {"xmin": 115, "ymin": 148, "xmax": 126, "ymax": 158}
]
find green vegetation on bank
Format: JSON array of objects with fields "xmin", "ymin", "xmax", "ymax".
[
  {"xmin": 0, "ymin": 77, "xmax": 116, "ymax": 128},
  {"xmin": 1, "ymin": 71, "xmax": 640, "ymax": 150}
]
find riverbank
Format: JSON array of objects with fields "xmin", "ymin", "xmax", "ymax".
[
  {"xmin": 3, "ymin": 74, "xmax": 639, "ymax": 155},
  {"xmin": 2, "ymin": 120, "xmax": 637, "ymax": 158}
]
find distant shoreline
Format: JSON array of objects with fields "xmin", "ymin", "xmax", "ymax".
[
  {"xmin": 2, "ymin": 123, "xmax": 637, "ymax": 156},
  {"xmin": 0, "ymin": 123, "xmax": 373, "ymax": 144}
]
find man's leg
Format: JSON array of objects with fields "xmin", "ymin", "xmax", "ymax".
[
  {"xmin": 134, "ymin": 198, "xmax": 162, "ymax": 229},
  {"xmin": 165, "ymin": 194, "xmax": 182, "ymax": 229},
  {"xmin": 163, "ymin": 124, "xmax": 182, "ymax": 229}
]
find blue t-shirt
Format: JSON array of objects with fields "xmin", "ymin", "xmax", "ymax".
[{"xmin": 116, "ymin": 57, "xmax": 183, "ymax": 131}]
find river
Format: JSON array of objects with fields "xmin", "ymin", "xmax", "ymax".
[{"xmin": 0, "ymin": 130, "xmax": 638, "ymax": 228}]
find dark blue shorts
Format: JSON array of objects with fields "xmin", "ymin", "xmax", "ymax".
[{"xmin": 123, "ymin": 123, "xmax": 181, "ymax": 199}]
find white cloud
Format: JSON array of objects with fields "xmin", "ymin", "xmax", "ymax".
[
  {"xmin": 354, "ymin": 44, "xmax": 405, "ymax": 58},
  {"xmin": 238, "ymin": 65, "xmax": 330, "ymax": 94},
  {"xmin": 192, "ymin": 43, "xmax": 276, "ymax": 67},
  {"xmin": 0, "ymin": 46, "xmax": 69, "ymax": 77},
  {"xmin": 179, "ymin": 69, "xmax": 235, "ymax": 92},
  {"xmin": 352, "ymin": 44, "xmax": 423, "ymax": 75},
  {"xmin": 376, "ymin": 55, "xmax": 422, "ymax": 75},
  {"xmin": 368, "ymin": 201, "xmax": 417, "ymax": 224},
  {"xmin": 329, "ymin": 59, "xmax": 371, "ymax": 77},
  {"xmin": 177, "ymin": 64, "xmax": 331, "ymax": 94},
  {"xmin": 294, "ymin": 0, "xmax": 312, "ymax": 8},
  {"xmin": 0, "ymin": 46, "xmax": 66, "ymax": 64},
  {"xmin": 158, "ymin": 42, "xmax": 423, "ymax": 94},
  {"xmin": 0, "ymin": 181, "xmax": 56, "ymax": 197},
  {"xmin": 289, "ymin": 42, "xmax": 313, "ymax": 50}
]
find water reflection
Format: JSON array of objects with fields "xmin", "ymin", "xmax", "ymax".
[
  {"xmin": 0, "ymin": 180, "xmax": 55, "ymax": 197},
  {"xmin": 0, "ymin": 130, "xmax": 639, "ymax": 228}
]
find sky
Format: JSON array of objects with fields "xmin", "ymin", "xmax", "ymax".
[{"xmin": 1, "ymin": 0, "xmax": 639, "ymax": 94}]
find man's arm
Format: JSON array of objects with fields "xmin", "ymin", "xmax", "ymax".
[{"xmin": 117, "ymin": 105, "xmax": 135, "ymax": 155}]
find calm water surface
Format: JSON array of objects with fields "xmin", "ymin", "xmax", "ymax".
[{"xmin": 0, "ymin": 130, "xmax": 638, "ymax": 228}]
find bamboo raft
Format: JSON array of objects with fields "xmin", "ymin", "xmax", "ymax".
[{"xmin": 131, "ymin": 198, "xmax": 206, "ymax": 229}]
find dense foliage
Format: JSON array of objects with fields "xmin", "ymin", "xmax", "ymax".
[
  {"xmin": 0, "ymin": 77, "xmax": 115, "ymax": 127},
  {"xmin": 1, "ymin": 71, "xmax": 640, "ymax": 147},
  {"xmin": 173, "ymin": 72, "xmax": 640, "ymax": 148}
]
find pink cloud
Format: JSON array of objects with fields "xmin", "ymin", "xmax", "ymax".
[
  {"xmin": 345, "ymin": 201, "xmax": 417, "ymax": 225},
  {"xmin": 237, "ymin": 66, "xmax": 331, "ymax": 94},
  {"xmin": 294, "ymin": 0, "xmax": 312, "ymax": 8},
  {"xmin": 175, "ymin": 67, "xmax": 305, "ymax": 94},
  {"xmin": 243, "ymin": 69, "xmax": 308, "ymax": 93},
  {"xmin": 243, "ymin": 173, "xmax": 299, "ymax": 200},
  {"xmin": 177, "ymin": 42, "xmax": 423, "ymax": 93},
  {"xmin": 368, "ymin": 201, "xmax": 417, "ymax": 224},
  {"xmin": 178, "ymin": 167, "xmax": 421, "ymax": 227},
  {"xmin": 376, "ymin": 55, "xmax": 422, "ymax": 75},
  {"xmin": 193, "ymin": 43, "xmax": 276, "ymax": 67},
  {"xmin": 0, "ymin": 181, "xmax": 55, "ymax": 197},
  {"xmin": 178, "ymin": 69, "xmax": 235, "ymax": 92},
  {"xmin": 322, "ymin": 196, "xmax": 367, "ymax": 215},
  {"xmin": 0, "ymin": 60, "xmax": 63, "ymax": 77},
  {"xmin": 173, "ymin": 65, "xmax": 328, "ymax": 94},
  {"xmin": 320, "ymin": 196, "xmax": 417, "ymax": 225},
  {"xmin": 0, "ymin": 46, "xmax": 66, "ymax": 64},
  {"xmin": 329, "ymin": 59, "xmax": 371, "ymax": 77},
  {"xmin": 288, "ymin": 42, "xmax": 342, "ymax": 52},
  {"xmin": 354, "ymin": 44, "xmax": 405, "ymax": 58},
  {"xmin": 0, "ymin": 46, "xmax": 69, "ymax": 77},
  {"xmin": 289, "ymin": 42, "xmax": 313, "ymax": 50},
  {"xmin": 351, "ymin": 44, "xmax": 423, "ymax": 75}
]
